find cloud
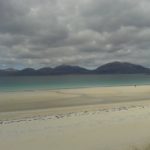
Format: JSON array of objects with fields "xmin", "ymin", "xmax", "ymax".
[{"xmin": 0, "ymin": 0, "xmax": 150, "ymax": 69}]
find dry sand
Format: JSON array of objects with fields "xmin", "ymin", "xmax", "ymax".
[{"xmin": 0, "ymin": 85, "xmax": 150, "ymax": 150}]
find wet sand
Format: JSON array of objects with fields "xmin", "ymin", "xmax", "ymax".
[{"xmin": 0, "ymin": 85, "xmax": 150, "ymax": 112}]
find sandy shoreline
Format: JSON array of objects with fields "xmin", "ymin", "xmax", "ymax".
[
  {"xmin": 1, "ymin": 85, "xmax": 150, "ymax": 150},
  {"xmin": 0, "ymin": 85, "xmax": 150, "ymax": 112}
]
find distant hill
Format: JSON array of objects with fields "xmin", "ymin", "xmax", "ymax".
[
  {"xmin": 0, "ymin": 68, "xmax": 18, "ymax": 76},
  {"xmin": 94, "ymin": 62, "xmax": 150, "ymax": 74},
  {"xmin": 16, "ymin": 68, "xmax": 36, "ymax": 76},
  {"xmin": 51, "ymin": 65, "xmax": 89, "ymax": 75},
  {"xmin": 0, "ymin": 62, "xmax": 150, "ymax": 76},
  {"xmin": 37, "ymin": 67, "xmax": 53, "ymax": 75}
]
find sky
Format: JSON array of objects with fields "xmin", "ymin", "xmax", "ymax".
[{"xmin": 0, "ymin": 0, "xmax": 150, "ymax": 69}]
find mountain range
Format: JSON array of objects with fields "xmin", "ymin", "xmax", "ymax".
[{"xmin": 0, "ymin": 62, "xmax": 150, "ymax": 76}]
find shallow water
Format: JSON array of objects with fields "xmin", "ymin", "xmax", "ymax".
[{"xmin": 0, "ymin": 74, "xmax": 150, "ymax": 92}]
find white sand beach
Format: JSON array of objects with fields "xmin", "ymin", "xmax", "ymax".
[{"xmin": 0, "ymin": 85, "xmax": 150, "ymax": 150}]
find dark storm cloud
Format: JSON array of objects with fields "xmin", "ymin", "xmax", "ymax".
[{"xmin": 0, "ymin": 0, "xmax": 150, "ymax": 69}]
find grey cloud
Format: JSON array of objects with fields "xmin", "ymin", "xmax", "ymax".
[
  {"xmin": 81, "ymin": 0, "xmax": 150, "ymax": 32},
  {"xmin": 0, "ymin": 0, "xmax": 150, "ymax": 69}
]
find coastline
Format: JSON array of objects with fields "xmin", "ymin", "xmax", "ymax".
[
  {"xmin": 1, "ymin": 82, "xmax": 150, "ymax": 93},
  {"xmin": 0, "ymin": 85, "xmax": 150, "ymax": 113}
]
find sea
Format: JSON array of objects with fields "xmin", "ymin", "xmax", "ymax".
[{"xmin": 0, "ymin": 74, "xmax": 150, "ymax": 92}]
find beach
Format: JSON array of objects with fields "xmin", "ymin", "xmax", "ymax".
[{"xmin": 0, "ymin": 85, "xmax": 150, "ymax": 150}]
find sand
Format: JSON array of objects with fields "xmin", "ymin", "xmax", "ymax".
[
  {"xmin": 0, "ymin": 85, "xmax": 150, "ymax": 112},
  {"xmin": 0, "ymin": 85, "xmax": 150, "ymax": 150}
]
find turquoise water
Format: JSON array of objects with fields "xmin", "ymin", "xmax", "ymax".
[{"xmin": 0, "ymin": 74, "xmax": 150, "ymax": 92}]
